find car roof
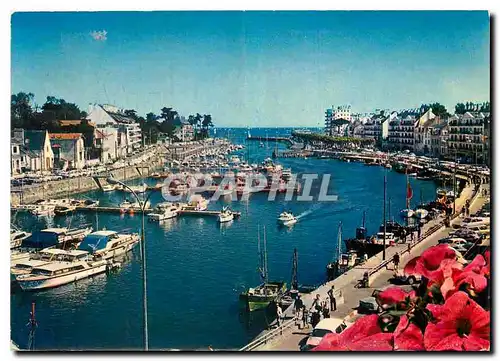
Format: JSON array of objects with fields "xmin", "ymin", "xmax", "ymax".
[{"xmin": 314, "ymin": 318, "xmax": 346, "ymax": 331}]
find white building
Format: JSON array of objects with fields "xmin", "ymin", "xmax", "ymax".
[
  {"xmin": 325, "ymin": 104, "xmax": 352, "ymax": 136},
  {"xmin": 448, "ymin": 111, "xmax": 489, "ymax": 164},
  {"xmin": 49, "ymin": 133, "xmax": 86, "ymax": 170},
  {"xmin": 414, "ymin": 109, "xmax": 437, "ymax": 154},
  {"xmin": 87, "ymin": 104, "xmax": 142, "ymax": 157},
  {"xmin": 94, "ymin": 127, "xmax": 118, "ymax": 163}
]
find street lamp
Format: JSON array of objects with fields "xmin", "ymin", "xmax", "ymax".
[{"xmin": 106, "ymin": 174, "xmax": 153, "ymax": 351}]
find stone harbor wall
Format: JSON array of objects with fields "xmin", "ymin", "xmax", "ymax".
[{"xmin": 11, "ymin": 158, "xmax": 163, "ymax": 205}]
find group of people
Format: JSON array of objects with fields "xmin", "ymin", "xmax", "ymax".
[{"xmin": 289, "ymin": 285, "xmax": 338, "ymax": 329}]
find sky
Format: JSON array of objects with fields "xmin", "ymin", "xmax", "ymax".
[{"xmin": 11, "ymin": 11, "xmax": 490, "ymax": 127}]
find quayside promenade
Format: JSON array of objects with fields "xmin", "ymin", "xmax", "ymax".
[{"xmin": 244, "ymin": 181, "xmax": 488, "ymax": 351}]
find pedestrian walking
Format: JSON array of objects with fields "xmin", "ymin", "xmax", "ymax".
[
  {"xmin": 393, "ymin": 253, "xmax": 400, "ymax": 270},
  {"xmin": 294, "ymin": 294, "xmax": 304, "ymax": 315},
  {"xmin": 311, "ymin": 294, "xmax": 322, "ymax": 313},
  {"xmin": 311, "ymin": 309, "xmax": 321, "ymax": 329},
  {"xmin": 302, "ymin": 306, "xmax": 309, "ymax": 329},
  {"xmin": 322, "ymin": 305, "xmax": 330, "ymax": 319},
  {"xmin": 327, "ymin": 285, "xmax": 337, "ymax": 311},
  {"xmin": 276, "ymin": 304, "xmax": 283, "ymax": 327}
]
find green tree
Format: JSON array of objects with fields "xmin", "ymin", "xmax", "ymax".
[
  {"xmin": 159, "ymin": 107, "xmax": 178, "ymax": 138},
  {"xmin": 455, "ymin": 103, "xmax": 466, "ymax": 115},
  {"xmin": 11, "ymin": 92, "xmax": 35, "ymax": 129},
  {"xmin": 200, "ymin": 114, "xmax": 214, "ymax": 139}
]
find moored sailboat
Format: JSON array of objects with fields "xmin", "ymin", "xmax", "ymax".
[{"xmin": 240, "ymin": 226, "xmax": 286, "ymax": 311}]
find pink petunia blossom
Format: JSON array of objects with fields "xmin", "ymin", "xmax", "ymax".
[{"xmin": 424, "ymin": 291, "xmax": 490, "ymax": 351}]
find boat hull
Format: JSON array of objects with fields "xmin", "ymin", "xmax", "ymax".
[
  {"xmin": 17, "ymin": 264, "xmax": 108, "ymax": 291},
  {"xmin": 400, "ymin": 209, "xmax": 415, "ymax": 218},
  {"xmin": 240, "ymin": 282, "xmax": 286, "ymax": 311},
  {"xmin": 345, "ymin": 239, "xmax": 388, "ymax": 258}
]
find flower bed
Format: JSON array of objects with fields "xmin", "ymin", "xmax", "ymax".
[{"xmin": 313, "ymin": 244, "xmax": 491, "ymax": 351}]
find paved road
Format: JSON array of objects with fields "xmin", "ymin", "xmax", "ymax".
[{"xmin": 254, "ymin": 183, "xmax": 488, "ymax": 351}]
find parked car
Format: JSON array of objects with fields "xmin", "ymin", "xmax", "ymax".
[
  {"xmin": 392, "ymin": 270, "xmax": 421, "ymax": 285},
  {"xmin": 357, "ymin": 297, "xmax": 380, "ymax": 314},
  {"xmin": 301, "ymin": 318, "xmax": 352, "ymax": 351}
]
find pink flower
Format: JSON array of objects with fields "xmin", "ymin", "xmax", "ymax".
[
  {"xmin": 404, "ymin": 244, "xmax": 458, "ymax": 282},
  {"xmin": 440, "ymin": 255, "xmax": 488, "ymax": 299},
  {"xmin": 313, "ymin": 315, "xmax": 393, "ymax": 351},
  {"xmin": 394, "ymin": 316, "xmax": 425, "ymax": 351},
  {"xmin": 375, "ymin": 287, "xmax": 416, "ymax": 310},
  {"xmin": 424, "ymin": 291, "xmax": 490, "ymax": 351}
]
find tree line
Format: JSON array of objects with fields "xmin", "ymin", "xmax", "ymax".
[{"xmin": 11, "ymin": 92, "xmax": 215, "ymax": 144}]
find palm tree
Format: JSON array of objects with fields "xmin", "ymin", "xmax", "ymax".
[{"xmin": 202, "ymin": 114, "xmax": 214, "ymax": 139}]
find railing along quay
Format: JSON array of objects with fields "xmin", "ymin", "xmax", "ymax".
[{"xmin": 239, "ymin": 318, "xmax": 297, "ymax": 351}]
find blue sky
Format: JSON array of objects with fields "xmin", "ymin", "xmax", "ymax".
[{"xmin": 11, "ymin": 11, "xmax": 490, "ymax": 127}]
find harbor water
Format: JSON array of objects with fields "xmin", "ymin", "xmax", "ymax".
[{"xmin": 10, "ymin": 128, "xmax": 437, "ymax": 350}]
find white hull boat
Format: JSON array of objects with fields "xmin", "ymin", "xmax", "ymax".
[
  {"xmin": 148, "ymin": 205, "xmax": 179, "ymax": 221},
  {"xmin": 400, "ymin": 209, "xmax": 415, "ymax": 218},
  {"xmin": 218, "ymin": 208, "xmax": 234, "ymax": 223},
  {"xmin": 16, "ymin": 260, "xmax": 108, "ymax": 291},
  {"xmin": 278, "ymin": 212, "xmax": 298, "ymax": 226},
  {"xmin": 78, "ymin": 230, "xmax": 140, "ymax": 260},
  {"xmin": 415, "ymin": 209, "xmax": 429, "ymax": 219}
]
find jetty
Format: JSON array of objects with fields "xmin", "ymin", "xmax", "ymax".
[
  {"xmin": 11, "ymin": 204, "xmax": 242, "ymax": 219},
  {"xmin": 246, "ymin": 135, "xmax": 293, "ymax": 146}
]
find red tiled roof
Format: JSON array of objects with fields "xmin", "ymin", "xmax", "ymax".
[
  {"xmin": 59, "ymin": 120, "xmax": 96, "ymax": 127},
  {"xmin": 49, "ymin": 133, "xmax": 83, "ymax": 140}
]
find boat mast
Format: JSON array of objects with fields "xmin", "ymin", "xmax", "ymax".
[
  {"xmin": 257, "ymin": 225, "xmax": 264, "ymax": 283},
  {"xmin": 388, "ymin": 197, "xmax": 391, "ymax": 221},
  {"xmin": 291, "ymin": 248, "xmax": 298, "ymax": 291},
  {"xmin": 337, "ymin": 222, "xmax": 343, "ymax": 261},
  {"xmin": 263, "ymin": 225, "xmax": 269, "ymax": 283}
]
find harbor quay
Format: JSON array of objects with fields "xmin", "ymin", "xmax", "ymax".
[
  {"xmin": 10, "ymin": 128, "xmax": 491, "ymax": 351},
  {"xmin": 244, "ymin": 181, "xmax": 489, "ymax": 351},
  {"xmin": 10, "ymin": 139, "xmax": 233, "ymax": 205}
]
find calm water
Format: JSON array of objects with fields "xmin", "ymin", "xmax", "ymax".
[{"xmin": 11, "ymin": 128, "xmax": 437, "ymax": 350}]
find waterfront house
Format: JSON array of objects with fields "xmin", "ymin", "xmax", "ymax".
[
  {"xmin": 49, "ymin": 133, "xmax": 86, "ymax": 170},
  {"xmin": 12, "ymin": 129, "xmax": 54, "ymax": 172},
  {"xmin": 362, "ymin": 111, "xmax": 392, "ymax": 143},
  {"xmin": 447, "ymin": 111, "xmax": 489, "ymax": 164},
  {"xmin": 414, "ymin": 109, "xmax": 437, "ymax": 155},
  {"xmin": 173, "ymin": 117, "xmax": 194, "ymax": 142},
  {"xmin": 87, "ymin": 104, "xmax": 142, "ymax": 157},
  {"xmin": 94, "ymin": 127, "xmax": 118, "ymax": 162}
]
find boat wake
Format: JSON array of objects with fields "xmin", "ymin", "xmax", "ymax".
[{"xmin": 295, "ymin": 203, "xmax": 323, "ymax": 220}]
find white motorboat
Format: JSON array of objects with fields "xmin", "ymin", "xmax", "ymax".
[
  {"xmin": 78, "ymin": 230, "xmax": 140, "ymax": 260},
  {"xmin": 400, "ymin": 209, "xmax": 415, "ymax": 218},
  {"xmin": 26, "ymin": 227, "xmax": 93, "ymax": 248},
  {"xmin": 415, "ymin": 208, "xmax": 429, "ymax": 219},
  {"xmin": 187, "ymin": 195, "xmax": 209, "ymax": 211},
  {"xmin": 10, "ymin": 229, "xmax": 31, "ymax": 249},
  {"xmin": 30, "ymin": 204, "xmax": 55, "ymax": 216},
  {"xmin": 446, "ymin": 191, "xmax": 456, "ymax": 199},
  {"xmin": 374, "ymin": 232, "xmax": 397, "ymax": 245},
  {"xmin": 11, "ymin": 259, "xmax": 52, "ymax": 280},
  {"xmin": 16, "ymin": 256, "xmax": 109, "ymax": 291},
  {"xmin": 125, "ymin": 184, "xmax": 148, "ymax": 194},
  {"xmin": 148, "ymin": 203, "xmax": 180, "ymax": 221},
  {"xmin": 278, "ymin": 212, "xmax": 297, "ymax": 226},
  {"xmin": 101, "ymin": 184, "xmax": 116, "ymax": 192},
  {"xmin": 218, "ymin": 207, "xmax": 234, "ymax": 223}
]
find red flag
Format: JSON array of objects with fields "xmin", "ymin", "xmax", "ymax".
[{"xmin": 407, "ymin": 182, "xmax": 413, "ymax": 200}]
